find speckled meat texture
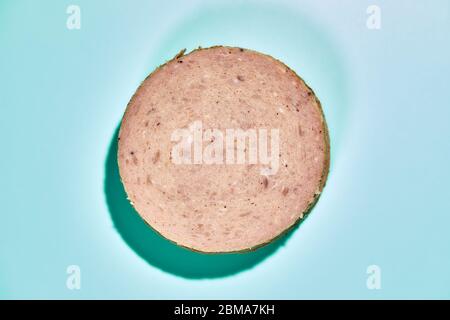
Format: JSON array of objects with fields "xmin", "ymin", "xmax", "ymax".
[{"xmin": 118, "ymin": 46, "xmax": 330, "ymax": 253}]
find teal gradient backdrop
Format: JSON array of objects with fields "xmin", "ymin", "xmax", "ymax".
[{"xmin": 1, "ymin": 0, "xmax": 449, "ymax": 299}]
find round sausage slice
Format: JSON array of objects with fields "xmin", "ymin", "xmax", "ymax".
[{"xmin": 118, "ymin": 46, "xmax": 330, "ymax": 253}]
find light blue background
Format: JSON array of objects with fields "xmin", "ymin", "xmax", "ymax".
[{"xmin": 1, "ymin": 0, "xmax": 449, "ymax": 299}]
